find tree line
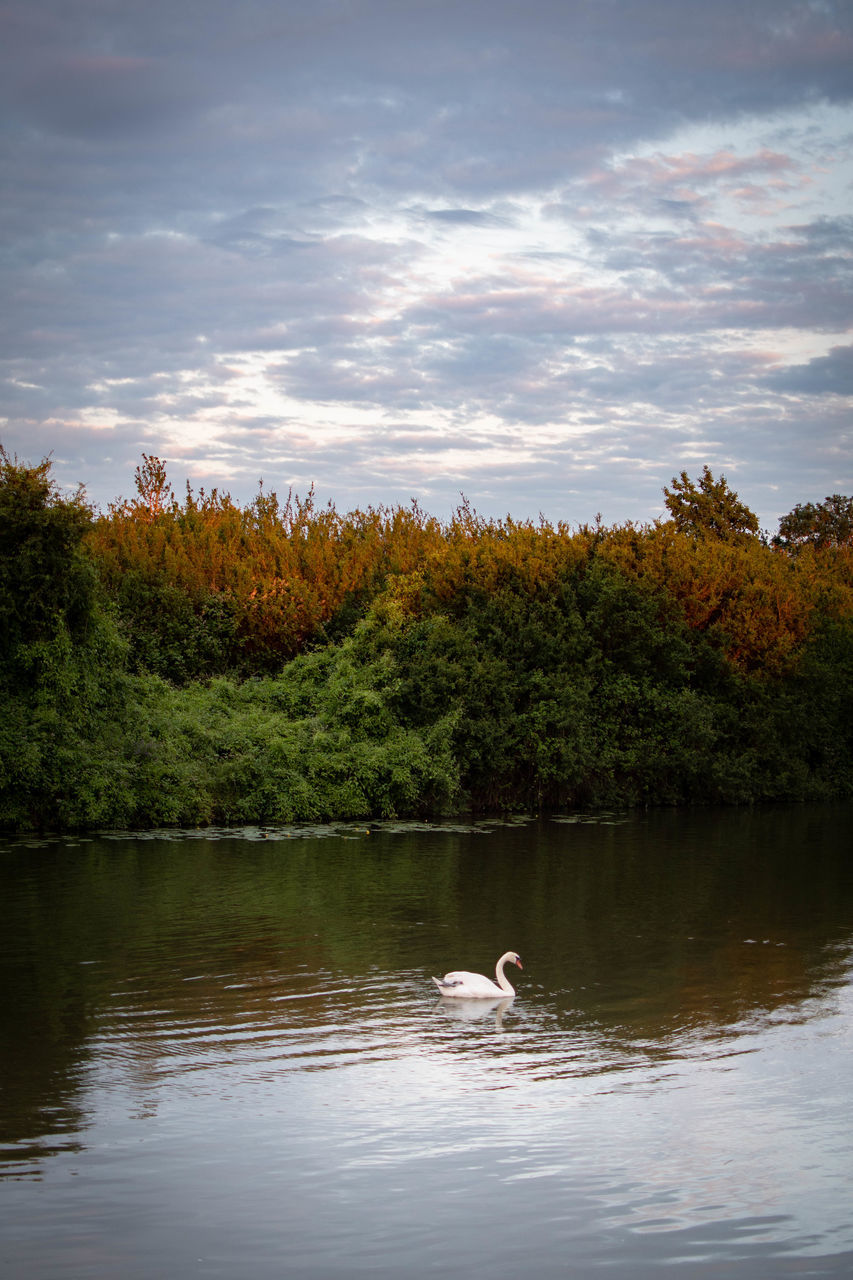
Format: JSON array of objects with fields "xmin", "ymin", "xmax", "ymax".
[{"xmin": 2, "ymin": 445, "xmax": 851, "ymax": 831}]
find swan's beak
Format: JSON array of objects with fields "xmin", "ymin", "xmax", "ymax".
[{"xmin": 515, "ymin": 956, "xmax": 523, "ymax": 969}]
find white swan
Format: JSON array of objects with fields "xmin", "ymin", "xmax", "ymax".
[{"xmin": 432, "ymin": 951, "xmax": 523, "ymax": 999}]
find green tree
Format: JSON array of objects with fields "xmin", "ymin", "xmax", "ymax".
[
  {"xmin": 663, "ymin": 465, "xmax": 759, "ymax": 542},
  {"xmin": 0, "ymin": 449, "xmax": 139, "ymax": 830},
  {"xmin": 773, "ymin": 494, "xmax": 853, "ymax": 552},
  {"xmin": 0, "ymin": 446, "xmax": 98, "ymax": 678}
]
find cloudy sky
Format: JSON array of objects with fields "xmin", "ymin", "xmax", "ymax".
[{"xmin": 2, "ymin": 1, "xmax": 851, "ymax": 529}]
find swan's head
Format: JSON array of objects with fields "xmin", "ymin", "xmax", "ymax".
[{"xmin": 510, "ymin": 953, "xmax": 522, "ymax": 970}]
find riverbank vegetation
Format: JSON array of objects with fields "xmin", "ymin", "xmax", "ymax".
[{"xmin": 2, "ymin": 446, "xmax": 852, "ymax": 831}]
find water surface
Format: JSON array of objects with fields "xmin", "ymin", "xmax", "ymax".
[{"xmin": 1, "ymin": 804, "xmax": 852, "ymax": 1278}]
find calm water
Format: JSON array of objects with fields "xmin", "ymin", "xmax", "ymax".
[{"xmin": 1, "ymin": 805, "xmax": 852, "ymax": 1279}]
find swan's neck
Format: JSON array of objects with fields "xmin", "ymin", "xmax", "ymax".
[{"xmin": 495, "ymin": 955, "xmax": 515, "ymax": 996}]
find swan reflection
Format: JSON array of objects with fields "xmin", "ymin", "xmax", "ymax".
[{"xmin": 435, "ymin": 996, "xmax": 514, "ymax": 1028}]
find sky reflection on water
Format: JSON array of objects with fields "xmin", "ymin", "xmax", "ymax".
[{"xmin": 1, "ymin": 805, "xmax": 852, "ymax": 1278}]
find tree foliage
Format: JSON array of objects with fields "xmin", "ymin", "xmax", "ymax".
[
  {"xmin": 663, "ymin": 465, "xmax": 760, "ymax": 542},
  {"xmin": 0, "ymin": 448, "xmax": 133, "ymax": 829},
  {"xmin": 0, "ymin": 445, "xmax": 100, "ymax": 680},
  {"xmin": 2, "ymin": 452, "xmax": 852, "ymax": 831},
  {"xmin": 88, "ymin": 460, "xmax": 446, "ymax": 679},
  {"xmin": 773, "ymin": 494, "xmax": 853, "ymax": 552}
]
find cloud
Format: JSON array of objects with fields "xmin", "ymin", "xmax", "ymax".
[
  {"xmin": 420, "ymin": 208, "xmax": 510, "ymax": 226},
  {"xmin": 1, "ymin": 1, "xmax": 852, "ymax": 530},
  {"xmin": 11, "ymin": 53, "xmax": 205, "ymax": 139},
  {"xmin": 766, "ymin": 343, "xmax": 853, "ymax": 395}
]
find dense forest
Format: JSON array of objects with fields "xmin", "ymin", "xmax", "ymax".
[{"xmin": 2, "ymin": 446, "xmax": 852, "ymax": 832}]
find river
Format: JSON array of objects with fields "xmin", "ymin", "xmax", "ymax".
[{"xmin": 1, "ymin": 803, "xmax": 852, "ymax": 1278}]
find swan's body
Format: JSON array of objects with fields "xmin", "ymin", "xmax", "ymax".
[{"xmin": 432, "ymin": 951, "xmax": 523, "ymax": 999}]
